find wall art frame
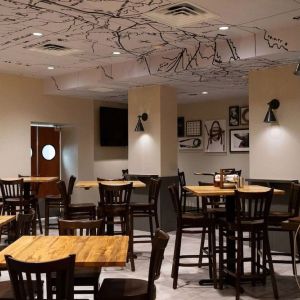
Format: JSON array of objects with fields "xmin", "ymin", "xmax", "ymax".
[
  {"xmin": 230, "ymin": 128, "xmax": 249, "ymax": 152},
  {"xmin": 229, "ymin": 106, "xmax": 240, "ymax": 126}
]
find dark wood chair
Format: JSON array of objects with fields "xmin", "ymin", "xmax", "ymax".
[
  {"xmin": 57, "ymin": 219, "xmax": 103, "ymax": 298},
  {"xmin": 268, "ymin": 182, "xmax": 300, "ymax": 273},
  {"xmin": 98, "ymin": 182, "xmax": 135, "ymax": 271},
  {"xmin": 178, "ymin": 170, "xmax": 200, "ymax": 212},
  {"xmin": 5, "ymin": 254, "xmax": 75, "ymax": 300},
  {"xmin": 130, "ymin": 178, "xmax": 161, "ymax": 246},
  {"xmin": 96, "ymin": 229, "xmax": 169, "ymax": 300},
  {"xmin": 0, "ymin": 179, "xmax": 28, "ymax": 216},
  {"xmin": 168, "ymin": 184, "xmax": 215, "ymax": 289},
  {"xmin": 18, "ymin": 175, "xmax": 43, "ymax": 234},
  {"xmin": 57, "ymin": 179, "xmax": 96, "ymax": 221},
  {"xmin": 45, "ymin": 175, "xmax": 76, "ymax": 235},
  {"xmin": 218, "ymin": 189, "xmax": 278, "ymax": 300}
]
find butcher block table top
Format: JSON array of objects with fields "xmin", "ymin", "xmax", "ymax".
[
  {"xmin": 0, "ymin": 235, "xmax": 129, "ymax": 268},
  {"xmin": 76, "ymin": 180, "xmax": 146, "ymax": 189},
  {"xmin": 185, "ymin": 185, "xmax": 285, "ymax": 197},
  {"xmin": 0, "ymin": 215, "xmax": 16, "ymax": 228}
]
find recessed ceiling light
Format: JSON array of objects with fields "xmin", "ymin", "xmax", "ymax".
[
  {"xmin": 112, "ymin": 51, "xmax": 121, "ymax": 55},
  {"xmin": 47, "ymin": 66, "xmax": 54, "ymax": 70},
  {"xmin": 202, "ymin": 91, "xmax": 208, "ymax": 95},
  {"xmin": 219, "ymin": 26, "xmax": 229, "ymax": 31},
  {"xmin": 33, "ymin": 32, "xmax": 43, "ymax": 37}
]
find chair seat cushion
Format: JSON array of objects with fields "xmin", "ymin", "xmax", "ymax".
[
  {"xmin": 268, "ymin": 211, "xmax": 293, "ymax": 226},
  {"xmin": 45, "ymin": 194, "xmax": 62, "ymax": 201},
  {"xmin": 131, "ymin": 202, "xmax": 154, "ymax": 211},
  {"xmin": 97, "ymin": 278, "xmax": 152, "ymax": 300}
]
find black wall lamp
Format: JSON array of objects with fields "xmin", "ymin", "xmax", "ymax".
[
  {"xmin": 135, "ymin": 113, "xmax": 148, "ymax": 132},
  {"xmin": 264, "ymin": 99, "xmax": 280, "ymax": 123},
  {"xmin": 294, "ymin": 63, "xmax": 300, "ymax": 75}
]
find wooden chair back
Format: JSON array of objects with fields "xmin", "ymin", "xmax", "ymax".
[
  {"xmin": 98, "ymin": 183, "xmax": 133, "ymax": 217},
  {"xmin": 177, "ymin": 170, "xmax": 186, "ymax": 188},
  {"xmin": 16, "ymin": 210, "xmax": 35, "ymax": 238},
  {"xmin": 0, "ymin": 179, "xmax": 24, "ymax": 201},
  {"xmin": 148, "ymin": 178, "xmax": 161, "ymax": 205},
  {"xmin": 235, "ymin": 189, "xmax": 274, "ymax": 226},
  {"xmin": 147, "ymin": 229, "xmax": 169, "ymax": 299},
  {"xmin": 59, "ymin": 219, "xmax": 103, "ymax": 236},
  {"xmin": 5, "ymin": 254, "xmax": 75, "ymax": 300},
  {"xmin": 56, "ymin": 180, "xmax": 71, "ymax": 217},
  {"xmin": 168, "ymin": 184, "xmax": 182, "ymax": 219},
  {"xmin": 18, "ymin": 174, "xmax": 40, "ymax": 198},
  {"xmin": 67, "ymin": 175, "xmax": 76, "ymax": 196}
]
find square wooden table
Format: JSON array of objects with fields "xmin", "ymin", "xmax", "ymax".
[
  {"xmin": 75, "ymin": 180, "xmax": 146, "ymax": 189},
  {"xmin": 0, "ymin": 215, "xmax": 16, "ymax": 228},
  {"xmin": 0, "ymin": 235, "xmax": 129, "ymax": 268}
]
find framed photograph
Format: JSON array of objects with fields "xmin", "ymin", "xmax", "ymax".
[
  {"xmin": 178, "ymin": 136, "xmax": 203, "ymax": 151},
  {"xmin": 240, "ymin": 106, "xmax": 249, "ymax": 125},
  {"xmin": 230, "ymin": 128, "xmax": 249, "ymax": 152},
  {"xmin": 229, "ymin": 106, "xmax": 239, "ymax": 126},
  {"xmin": 186, "ymin": 120, "xmax": 202, "ymax": 136},
  {"xmin": 204, "ymin": 120, "xmax": 226, "ymax": 152}
]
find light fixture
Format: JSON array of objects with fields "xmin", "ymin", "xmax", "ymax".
[
  {"xmin": 135, "ymin": 113, "xmax": 148, "ymax": 132},
  {"xmin": 219, "ymin": 26, "xmax": 229, "ymax": 31},
  {"xmin": 112, "ymin": 51, "xmax": 121, "ymax": 55},
  {"xmin": 202, "ymin": 91, "xmax": 208, "ymax": 95},
  {"xmin": 294, "ymin": 63, "xmax": 300, "ymax": 75},
  {"xmin": 33, "ymin": 32, "xmax": 43, "ymax": 37},
  {"xmin": 264, "ymin": 99, "xmax": 280, "ymax": 123},
  {"xmin": 47, "ymin": 66, "xmax": 54, "ymax": 70}
]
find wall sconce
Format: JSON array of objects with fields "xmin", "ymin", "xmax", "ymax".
[
  {"xmin": 264, "ymin": 99, "xmax": 280, "ymax": 123},
  {"xmin": 135, "ymin": 113, "xmax": 148, "ymax": 132},
  {"xmin": 294, "ymin": 63, "xmax": 300, "ymax": 76}
]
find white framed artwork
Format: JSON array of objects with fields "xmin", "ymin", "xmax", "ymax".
[{"xmin": 204, "ymin": 120, "xmax": 226, "ymax": 152}]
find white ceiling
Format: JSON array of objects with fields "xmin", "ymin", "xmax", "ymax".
[{"xmin": 1, "ymin": 0, "xmax": 300, "ymax": 102}]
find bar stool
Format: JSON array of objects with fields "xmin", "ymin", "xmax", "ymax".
[
  {"xmin": 45, "ymin": 175, "xmax": 75, "ymax": 235},
  {"xmin": 178, "ymin": 170, "xmax": 200, "ymax": 212},
  {"xmin": 218, "ymin": 189, "xmax": 278, "ymax": 299},
  {"xmin": 98, "ymin": 182, "xmax": 135, "ymax": 271},
  {"xmin": 130, "ymin": 178, "xmax": 161, "ymax": 246},
  {"xmin": 168, "ymin": 184, "xmax": 216, "ymax": 289}
]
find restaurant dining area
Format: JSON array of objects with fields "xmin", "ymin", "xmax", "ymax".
[{"xmin": 1, "ymin": 0, "xmax": 300, "ymax": 299}]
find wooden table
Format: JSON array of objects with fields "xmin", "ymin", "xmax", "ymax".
[
  {"xmin": 0, "ymin": 215, "xmax": 16, "ymax": 228},
  {"xmin": 76, "ymin": 180, "xmax": 146, "ymax": 189},
  {"xmin": 0, "ymin": 235, "xmax": 129, "ymax": 268},
  {"xmin": 2, "ymin": 176, "xmax": 58, "ymax": 183},
  {"xmin": 185, "ymin": 184, "xmax": 284, "ymax": 286}
]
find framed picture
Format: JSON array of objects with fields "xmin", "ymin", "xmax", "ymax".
[
  {"xmin": 178, "ymin": 136, "xmax": 203, "ymax": 151},
  {"xmin": 186, "ymin": 120, "xmax": 202, "ymax": 136},
  {"xmin": 229, "ymin": 106, "xmax": 239, "ymax": 126},
  {"xmin": 230, "ymin": 128, "xmax": 249, "ymax": 152},
  {"xmin": 240, "ymin": 106, "xmax": 249, "ymax": 125},
  {"xmin": 204, "ymin": 120, "xmax": 226, "ymax": 152}
]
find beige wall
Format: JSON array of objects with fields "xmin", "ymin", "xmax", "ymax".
[
  {"xmin": 178, "ymin": 98, "xmax": 249, "ymax": 184},
  {"xmin": 249, "ymin": 64, "xmax": 300, "ymax": 180},
  {"xmin": 0, "ymin": 73, "xmax": 94, "ymax": 203},
  {"xmin": 128, "ymin": 85, "xmax": 177, "ymax": 176}
]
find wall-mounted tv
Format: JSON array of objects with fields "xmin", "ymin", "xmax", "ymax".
[{"xmin": 100, "ymin": 107, "xmax": 128, "ymax": 146}]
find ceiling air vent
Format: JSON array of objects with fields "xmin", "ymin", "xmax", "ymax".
[
  {"xmin": 29, "ymin": 43, "xmax": 80, "ymax": 56},
  {"xmin": 145, "ymin": 1, "xmax": 218, "ymax": 28}
]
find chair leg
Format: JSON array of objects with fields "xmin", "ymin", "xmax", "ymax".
[
  {"xmin": 289, "ymin": 231, "xmax": 296, "ymax": 275},
  {"xmin": 45, "ymin": 201, "xmax": 49, "ymax": 236},
  {"xmin": 210, "ymin": 222, "xmax": 218, "ymax": 289},
  {"xmin": 265, "ymin": 231, "xmax": 279, "ymax": 299},
  {"xmin": 236, "ymin": 233, "xmax": 243, "ymax": 300},
  {"xmin": 172, "ymin": 228, "xmax": 182, "ymax": 289},
  {"xmin": 128, "ymin": 214, "xmax": 135, "ymax": 272},
  {"xmin": 219, "ymin": 225, "xmax": 224, "ymax": 290},
  {"xmin": 149, "ymin": 214, "xmax": 154, "ymax": 240},
  {"xmin": 36, "ymin": 200, "xmax": 43, "ymax": 234},
  {"xmin": 198, "ymin": 227, "xmax": 206, "ymax": 267},
  {"xmin": 154, "ymin": 209, "xmax": 159, "ymax": 228}
]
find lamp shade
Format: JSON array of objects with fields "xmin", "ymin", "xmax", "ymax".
[
  {"xmin": 295, "ymin": 63, "xmax": 300, "ymax": 76},
  {"xmin": 135, "ymin": 116, "xmax": 144, "ymax": 131},
  {"xmin": 264, "ymin": 107, "xmax": 277, "ymax": 123}
]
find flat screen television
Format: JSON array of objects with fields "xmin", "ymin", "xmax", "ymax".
[{"xmin": 100, "ymin": 107, "xmax": 128, "ymax": 146}]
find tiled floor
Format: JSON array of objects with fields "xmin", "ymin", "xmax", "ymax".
[{"xmin": 1, "ymin": 228, "xmax": 300, "ymax": 299}]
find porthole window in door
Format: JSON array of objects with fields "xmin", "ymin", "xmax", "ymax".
[{"xmin": 42, "ymin": 144, "xmax": 56, "ymax": 161}]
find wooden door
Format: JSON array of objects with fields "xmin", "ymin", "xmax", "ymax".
[{"xmin": 31, "ymin": 126, "xmax": 60, "ymax": 196}]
